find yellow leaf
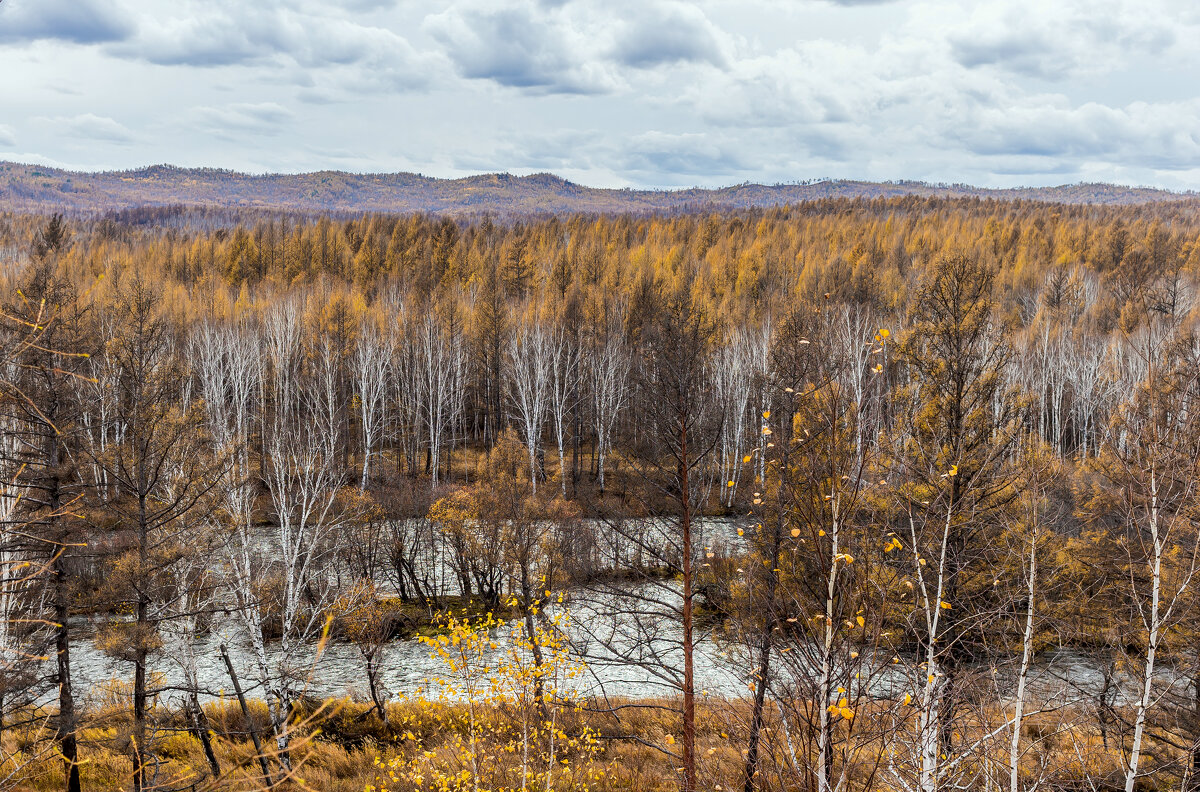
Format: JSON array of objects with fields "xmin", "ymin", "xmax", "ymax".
[
  {"xmin": 940, "ymin": 600, "xmax": 951, "ymax": 610},
  {"xmin": 790, "ymin": 528, "xmax": 801, "ymax": 538},
  {"xmin": 903, "ymin": 693, "xmax": 912, "ymax": 705},
  {"xmin": 879, "ymin": 328, "xmax": 890, "ymax": 339},
  {"xmin": 762, "ymin": 410, "xmax": 770, "ymax": 419},
  {"xmin": 727, "ymin": 480, "xmax": 735, "ymax": 487},
  {"xmin": 743, "ymin": 455, "xmax": 753, "ymax": 463},
  {"xmin": 856, "ymin": 616, "xmax": 865, "ymax": 627},
  {"xmin": 840, "ymin": 707, "xmax": 854, "ymax": 720},
  {"xmin": 665, "ymin": 734, "xmax": 675, "ymax": 745}
]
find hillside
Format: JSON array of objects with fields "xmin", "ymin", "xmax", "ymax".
[{"xmin": 0, "ymin": 161, "xmax": 1194, "ymax": 217}]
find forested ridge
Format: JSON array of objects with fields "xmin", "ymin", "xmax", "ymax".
[
  {"xmin": 3, "ymin": 197, "xmax": 1200, "ymax": 791},
  {"xmin": 2, "ymin": 160, "xmax": 1196, "ymax": 215}
]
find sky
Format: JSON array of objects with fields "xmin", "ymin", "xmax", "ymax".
[{"xmin": 2, "ymin": 0, "xmax": 1200, "ymax": 190}]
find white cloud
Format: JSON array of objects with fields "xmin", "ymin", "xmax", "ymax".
[
  {"xmin": 424, "ymin": 1, "xmax": 622, "ymax": 94},
  {"xmin": 0, "ymin": 0, "xmax": 134, "ymax": 44},
  {"xmin": 45, "ymin": 114, "xmax": 136, "ymax": 144},
  {"xmin": 190, "ymin": 103, "xmax": 295, "ymax": 137},
  {"xmin": 425, "ymin": 0, "xmax": 731, "ymax": 94},
  {"xmin": 105, "ymin": 0, "xmax": 438, "ymax": 93},
  {"xmin": 930, "ymin": 0, "xmax": 1191, "ymax": 80},
  {"xmin": 1, "ymin": 0, "xmax": 1199, "ymax": 189}
]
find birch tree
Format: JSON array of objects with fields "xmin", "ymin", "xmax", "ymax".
[
  {"xmin": 588, "ymin": 331, "xmax": 630, "ymax": 494},
  {"xmin": 506, "ymin": 319, "xmax": 552, "ymax": 491},
  {"xmin": 1090, "ymin": 321, "xmax": 1200, "ymax": 792},
  {"xmin": 418, "ymin": 314, "xmax": 459, "ymax": 488},
  {"xmin": 254, "ymin": 330, "xmax": 358, "ymax": 768},
  {"xmin": 548, "ymin": 326, "xmax": 577, "ymax": 496},
  {"xmin": 352, "ymin": 319, "xmax": 390, "ymax": 489}
]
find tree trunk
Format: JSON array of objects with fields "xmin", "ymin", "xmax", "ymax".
[
  {"xmin": 133, "ymin": 500, "xmax": 149, "ymax": 792},
  {"xmin": 189, "ymin": 693, "xmax": 222, "ymax": 780},
  {"xmin": 1009, "ymin": 530, "xmax": 1037, "ymax": 792},
  {"xmin": 55, "ymin": 552, "xmax": 80, "ymax": 792},
  {"xmin": 679, "ymin": 417, "xmax": 697, "ymax": 792},
  {"xmin": 220, "ymin": 644, "xmax": 273, "ymax": 787},
  {"xmin": 743, "ymin": 517, "xmax": 781, "ymax": 792}
]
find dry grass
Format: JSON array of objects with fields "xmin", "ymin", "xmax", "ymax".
[{"xmin": 0, "ymin": 694, "xmax": 1184, "ymax": 791}]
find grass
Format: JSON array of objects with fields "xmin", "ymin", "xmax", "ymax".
[{"xmin": 0, "ymin": 693, "xmax": 1180, "ymax": 792}]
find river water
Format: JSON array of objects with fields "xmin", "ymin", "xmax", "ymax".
[{"xmin": 51, "ymin": 517, "xmax": 1196, "ymax": 713}]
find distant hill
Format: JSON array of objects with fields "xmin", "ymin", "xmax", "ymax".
[{"xmin": 0, "ymin": 161, "xmax": 1194, "ymax": 217}]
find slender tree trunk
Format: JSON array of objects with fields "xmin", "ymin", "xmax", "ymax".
[
  {"xmin": 189, "ymin": 693, "xmax": 222, "ymax": 780},
  {"xmin": 816, "ymin": 506, "xmax": 843, "ymax": 792},
  {"xmin": 1009, "ymin": 529, "xmax": 1038, "ymax": 792},
  {"xmin": 48, "ymin": 456, "xmax": 80, "ymax": 792},
  {"xmin": 55, "ymin": 551, "xmax": 80, "ymax": 792},
  {"xmin": 132, "ymin": 500, "xmax": 149, "ymax": 792},
  {"xmin": 679, "ymin": 417, "xmax": 697, "ymax": 792},
  {"xmin": 220, "ymin": 644, "xmax": 273, "ymax": 787},
  {"xmin": 520, "ymin": 564, "xmax": 550, "ymax": 720},
  {"xmin": 365, "ymin": 651, "xmax": 389, "ymax": 726},
  {"xmin": 1189, "ymin": 664, "xmax": 1200, "ymax": 792},
  {"xmin": 1125, "ymin": 479, "xmax": 1163, "ymax": 792},
  {"xmin": 743, "ymin": 519, "xmax": 780, "ymax": 792}
]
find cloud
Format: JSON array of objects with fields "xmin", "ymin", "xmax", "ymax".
[
  {"xmin": 426, "ymin": 0, "xmax": 730, "ymax": 94},
  {"xmin": 618, "ymin": 132, "xmax": 749, "ymax": 179},
  {"xmin": 190, "ymin": 103, "xmax": 295, "ymax": 137},
  {"xmin": 47, "ymin": 114, "xmax": 135, "ymax": 144},
  {"xmin": 937, "ymin": 0, "xmax": 1181, "ymax": 80},
  {"xmin": 0, "ymin": 0, "xmax": 134, "ymax": 44},
  {"xmin": 425, "ymin": 1, "xmax": 619, "ymax": 94},
  {"xmin": 105, "ymin": 0, "xmax": 435, "ymax": 92},
  {"xmin": 4, "ymin": 0, "xmax": 1200, "ymax": 189},
  {"xmin": 695, "ymin": 42, "xmax": 885, "ymax": 130},
  {"xmin": 609, "ymin": 2, "xmax": 728, "ymax": 69},
  {"xmin": 955, "ymin": 99, "xmax": 1200, "ymax": 170}
]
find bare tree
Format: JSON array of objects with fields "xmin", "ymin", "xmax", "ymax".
[
  {"xmin": 91, "ymin": 278, "xmax": 221, "ymax": 792},
  {"xmin": 588, "ymin": 330, "xmax": 630, "ymax": 494},
  {"xmin": 418, "ymin": 314, "xmax": 459, "ymax": 488},
  {"xmin": 257, "ymin": 338, "xmax": 356, "ymax": 768},
  {"xmin": 352, "ymin": 319, "xmax": 391, "ymax": 490},
  {"xmin": 547, "ymin": 326, "xmax": 578, "ymax": 497},
  {"xmin": 507, "ymin": 319, "xmax": 552, "ymax": 491},
  {"xmin": 1096, "ymin": 319, "xmax": 1200, "ymax": 792},
  {"xmin": 577, "ymin": 282, "xmax": 720, "ymax": 792}
]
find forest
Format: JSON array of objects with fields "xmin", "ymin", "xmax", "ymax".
[
  {"xmin": 1, "ymin": 161, "xmax": 1189, "ymax": 216},
  {"xmin": 1, "ymin": 196, "xmax": 1200, "ymax": 792}
]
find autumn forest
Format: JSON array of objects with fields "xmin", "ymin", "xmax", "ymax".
[{"xmin": 3, "ymin": 196, "xmax": 1200, "ymax": 792}]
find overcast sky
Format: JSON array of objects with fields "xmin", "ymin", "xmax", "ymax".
[{"xmin": 2, "ymin": 0, "xmax": 1199, "ymax": 190}]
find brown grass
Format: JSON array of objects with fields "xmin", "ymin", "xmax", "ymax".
[{"xmin": 0, "ymin": 694, "xmax": 1183, "ymax": 792}]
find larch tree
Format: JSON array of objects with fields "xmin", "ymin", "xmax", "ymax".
[
  {"xmin": 887, "ymin": 253, "xmax": 1023, "ymax": 792},
  {"xmin": 90, "ymin": 277, "xmax": 222, "ymax": 792}
]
